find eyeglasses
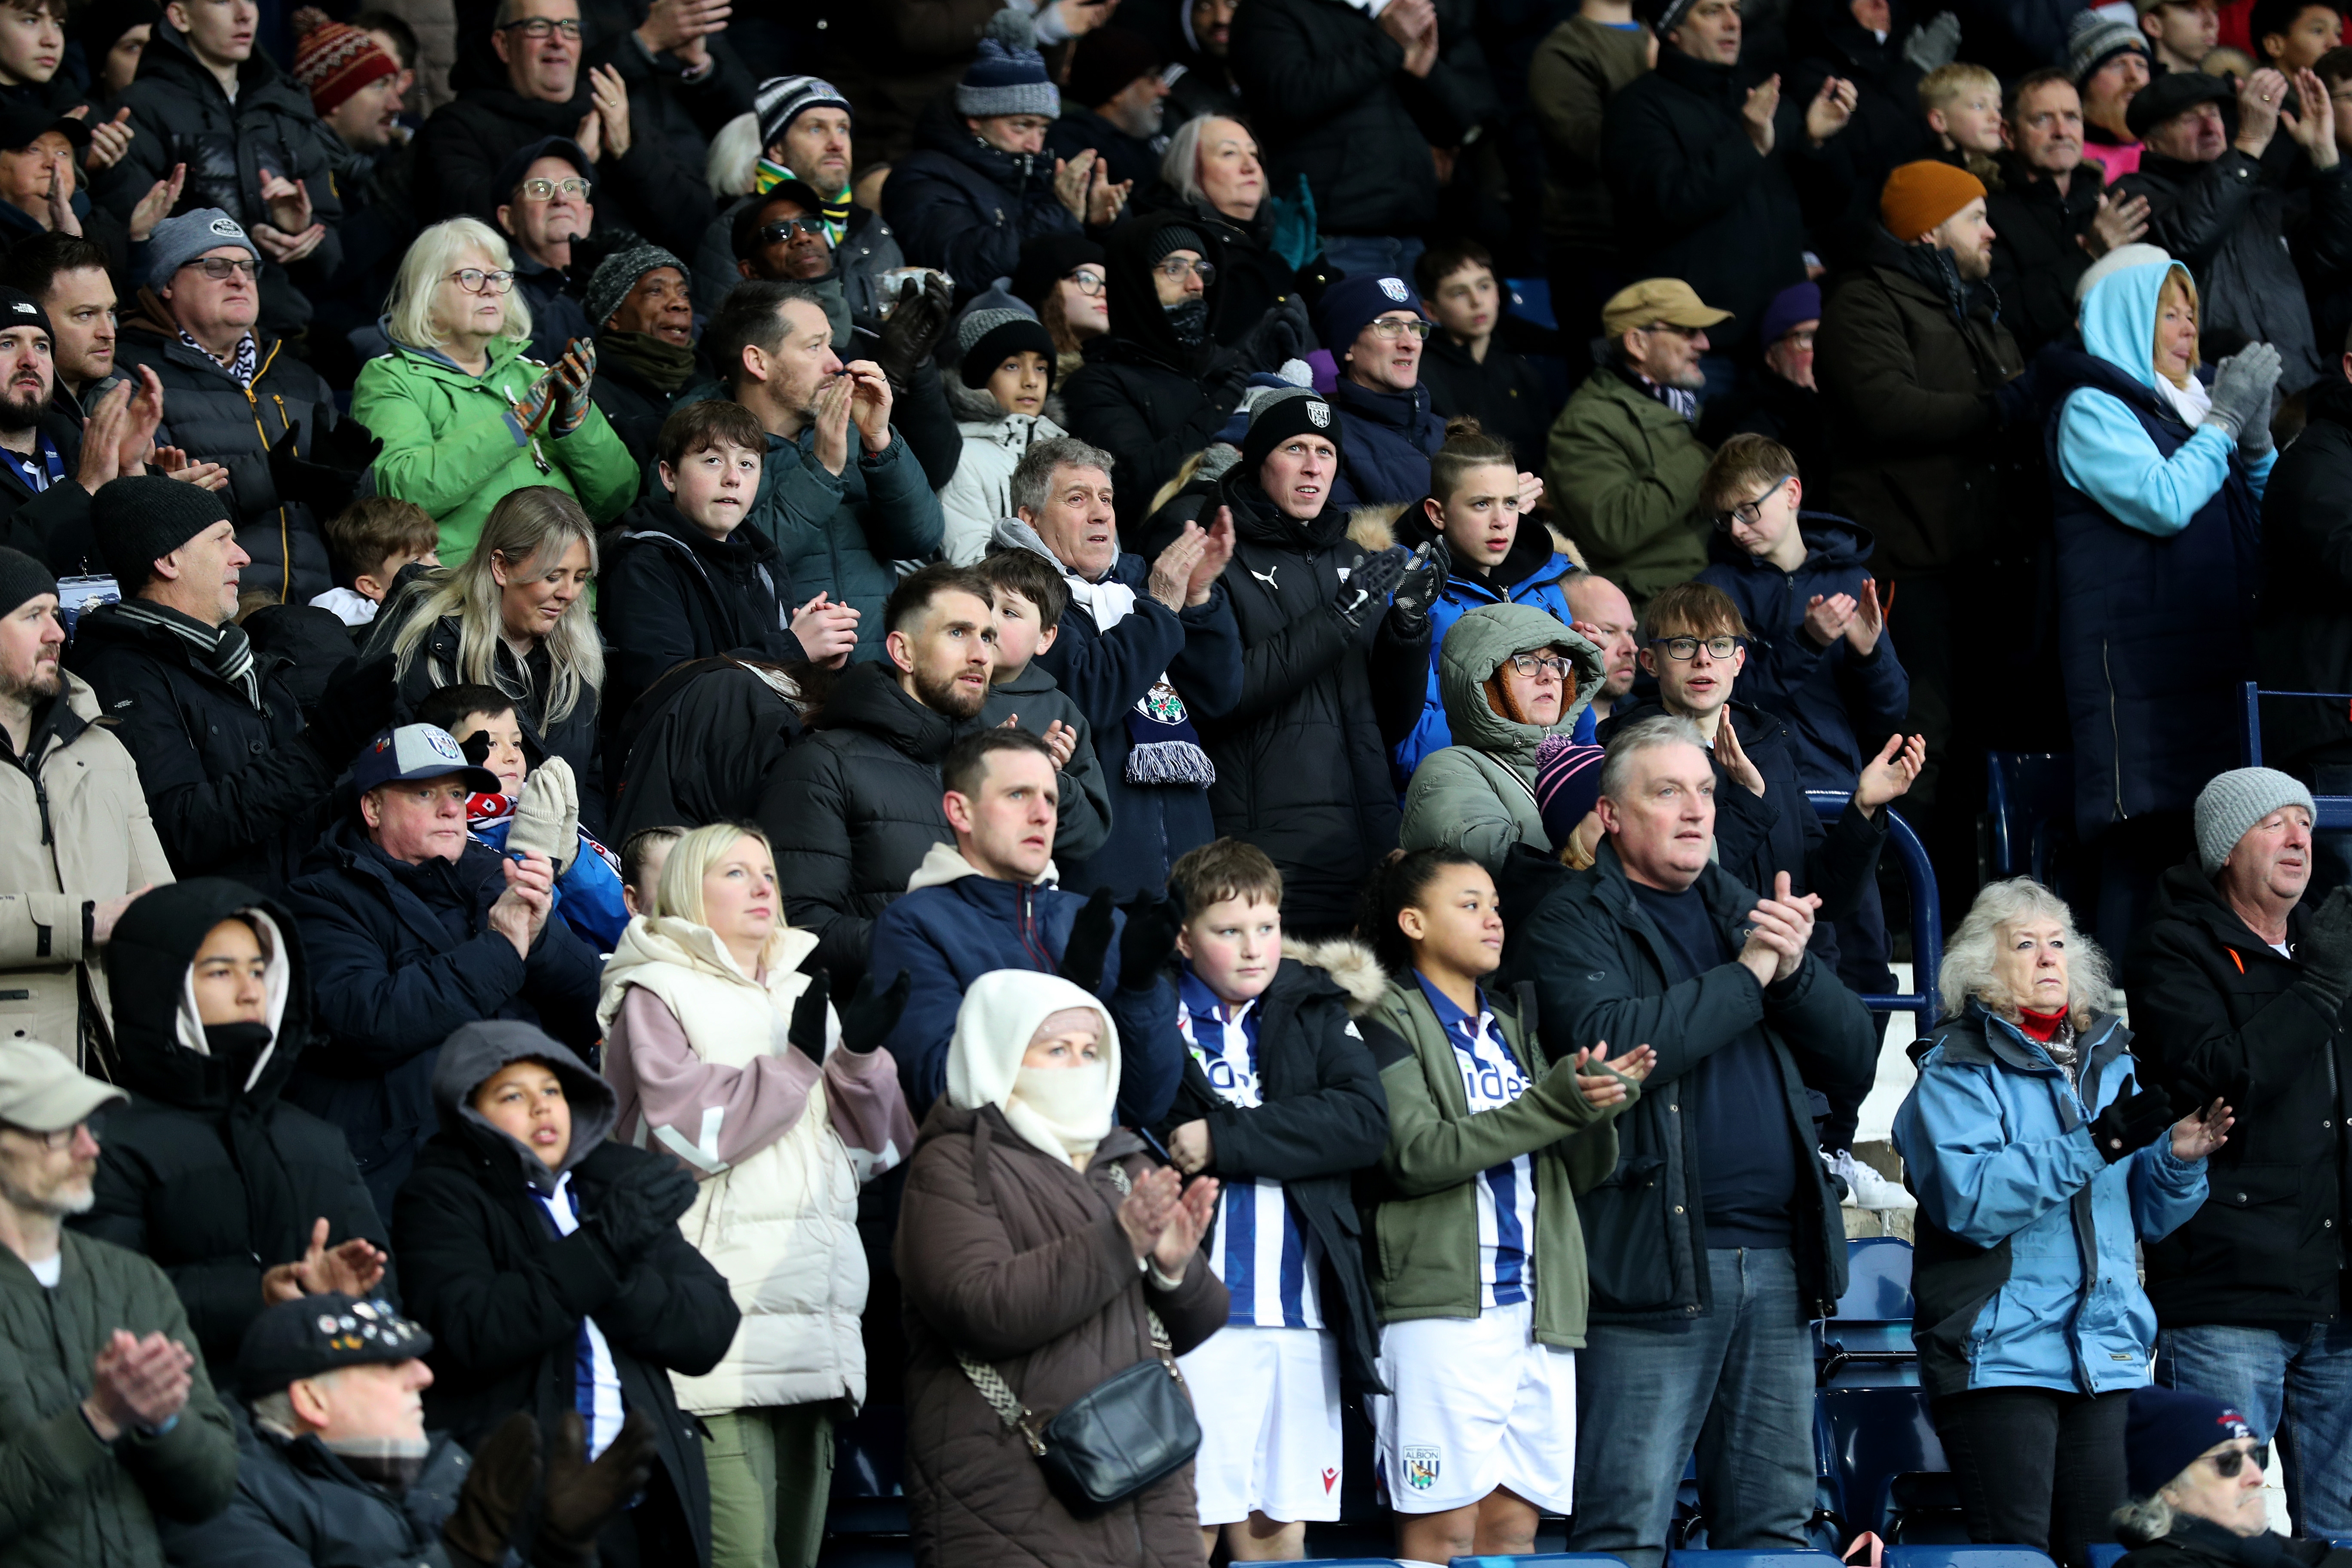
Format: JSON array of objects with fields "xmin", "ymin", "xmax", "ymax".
[
  {"xmin": 499, "ymin": 16, "xmax": 583, "ymax": 39},
  {"xmin": 757, "ymin": 217, "xmax": 828, "ymax": 245},
  {"xmin": 1065, "ymin": 268, "xmax": 1106, "ymax": 296},
  {"xmin": 1154, "ymin": 257, "xmax": 1216, "ymax": 284},
  {"xmin": 1504, "ymin": 653, "xmax": 1575, "ymax": 679},
  {"xmin": 1368, "ymin": 317, "xmax": 1434, "ymax": 341},
  {"xmin": 1637, "ymin": 321, "xmax": 1706, "ymax": 338},
  {"xmin": 517, "ymin": 176, "xmax": 591, "ymax": 202},
  {"xmin": 1717, "ymin": 474, "xmax": 1793, "ymax": 530},
  {"xmin": 447, "ymin": 268, "xmax": 516, "ymax": 294},
  {"xmin": 0, "ymin": 1115, "xmax": 99, "ymax": 1150},
  {"xmin": 182, "ymin": 257, "xmax": 259, "ymax": 281},
  {"xmin": 1651, "ymin": 634, "xmax": 1743, "ymax": 661},
  {"xmin": 2206, "ymin": 1444, "xmax": 2271, "ymax": 1479}
]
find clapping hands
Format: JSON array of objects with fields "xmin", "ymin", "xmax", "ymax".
[{"xmin": 1115, "ymin": 1163, "xmax": 1220, "ymax": 1277}]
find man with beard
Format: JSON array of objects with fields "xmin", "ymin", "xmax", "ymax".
[
  {"xmin": 1167, "ymin": 0, "xmax": 1243, "ymax": 121},
  {"xmin": 1044, "ymin": 30, "xmax": 1171, "ymax": 192},
  {"xmin": 759, "ymin": 564, "xmax": 1002, "ymax": 981},
  {"xmin": 1563, "ymin": 567, "xmax": 1641, "ymax": 723},
  {"xmin": 707, "ymin": 282, "xmax": 942, "ymax": 662},
  {"xmin": 0, "ymin": 1035, "xmax": 239, "ymax": 1564},
  {"xmin": 1815, "ymin": 159, "xmax": 2025, "ymax": 832},
  {"xmin": 0, "ymin": 282, "xmax": 162, "ymax": 568},
  {"xmin": 0, "ymin": 548, "xmax": 172, "ymax": 1060},
  {"xmin": 296, "ymin": 18, "xmax": 418, "ymax": 389}
]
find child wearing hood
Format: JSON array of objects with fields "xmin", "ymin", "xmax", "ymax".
[
  {"xmin": 937, "ymin": 282, "xmax": 1069, "ymax": 565},
  {"xmin": 393, "ymin": 1019, "xmax": 740, "ymax": 1566},
  {"xmin": 76, "ymin": 878, "xmax": 393, "ymax": 1378},
  {"xmin": 597, "ymin": 821, "xmax": 917, "ymax": 1568},
  {"xmin": 896, "ymin": 969, "xmax": 1230, "ymax": 1568}
]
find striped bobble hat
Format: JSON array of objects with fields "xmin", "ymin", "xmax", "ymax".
[
  {"xmin": 755, "ymin": 75, "xmax": 852, "ymax": 152},
  {"xmin": 958, "ymin": 8, "xmax": 1060, "ymax": 121},
  {"xmin": 292, "ymin": 17, "xmax": 397, "ymax": 117}
]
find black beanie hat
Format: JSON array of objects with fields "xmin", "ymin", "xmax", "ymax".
[
  {"xmin": 1011, "ymin": 232, "xmax": 1106, "ymax": 309},
  {"xmin": 91, "ymin": 475, "xmax": 233, "ymax": 594},
  {"xmin": 1240, "ymin": 388, "xmax": 1341, "ymax": 477},
  {"xmin": 0, "ymin": 546, "xmax": 55, "ymax": 619},
  {"xmin": 1146, "ymin": 224, "xmax": 1207, "ymax": 266}
]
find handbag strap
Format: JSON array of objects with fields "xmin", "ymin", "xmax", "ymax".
[{"xmin": 956, "ymin": 1158, "xmax": 1185, "ymax": 1449}]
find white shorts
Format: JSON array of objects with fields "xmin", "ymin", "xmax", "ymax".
[
  {"xmin": 1176, "ymin": 1323, "xmax": 1345, "ymax": 1525},
  {"xmin": 1368, "ymin": 1300, "xmax": 1577, "ymax": 1516}
]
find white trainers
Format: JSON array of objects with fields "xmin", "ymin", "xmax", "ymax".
[{"xmin": 1826, "ymin": 1148, "xmax": 1917, "ymax": 1210}]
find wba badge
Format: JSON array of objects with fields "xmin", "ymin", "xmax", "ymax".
[{"xmin": 1403, "ymin": 1447, "xmax": 1441, "ymax": 1491}]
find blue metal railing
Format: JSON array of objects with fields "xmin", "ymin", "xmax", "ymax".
[
  {"xmin": 2236, "ymin": 682, "xmax": 2352, "ymax": 829},
  {"xmin": 1807, "ymin": 793, "xmax": 1941, "ymax": 1021}
]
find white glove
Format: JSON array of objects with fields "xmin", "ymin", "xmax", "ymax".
[{"xmin": 508, "ymin": 756, "xmax": 580, "ymax": 875}]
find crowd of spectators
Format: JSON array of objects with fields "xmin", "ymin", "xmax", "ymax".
[{"xmin": 0, "ymin": 0, "xmax": 2345, "ymax": 1565}]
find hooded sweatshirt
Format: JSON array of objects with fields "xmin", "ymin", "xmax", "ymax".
[
  {"xmin": 597, "ymin": 915, "xmax": 915, "ymax": 1412},
  {"xmin": 75, "ymin": 878, "xmax": 393, "ymax": 1375},
  {"xmin": 1400, "ymin": 603, "xmax": 1606, "ymax": 869}
]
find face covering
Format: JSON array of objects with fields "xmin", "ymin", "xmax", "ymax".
[
  {"xmin": 1164, "ymin": 297, "xmax": 1210, "ymax": 346},
  {"xmin": 1005, "ymin": 1061, "xmax": 1113, "ymax": 1161},
  {"xmin": 202, "ymin": 1022, "xmax": 273, "ymax": 1092},
  {"xmin": 325, "ymin": 1434, "xmax": 432, "ymax": 1491}
]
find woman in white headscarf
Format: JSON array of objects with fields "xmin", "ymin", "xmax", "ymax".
[{"xmin": 896, "ymin": 970, "xmax": 1230, "ymax": 1568}]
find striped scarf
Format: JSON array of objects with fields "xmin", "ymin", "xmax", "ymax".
[{"xmin": 110, "ymin": 600, "xmax": 260, "ymax": 708}]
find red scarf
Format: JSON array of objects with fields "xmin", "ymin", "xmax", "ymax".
[{"xmin": 2015, "ymin": 1007, "xmax": 2068, "ymax": 1042}]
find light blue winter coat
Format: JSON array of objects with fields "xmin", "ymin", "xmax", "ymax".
[{"xmin": 1893, "ymin": 1002, "xmax": 2208, "ymax": 1399}]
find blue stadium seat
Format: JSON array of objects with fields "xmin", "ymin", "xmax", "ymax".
[
  {"xmin": 1505, "ymin": 277, "xmax": 1556, "ymax": 331},
  {"xmin": 1667, "ymin": 1551, "xmax": 1844, "ymax": 1568},
  {"xmin": 1984, "ymin": 753, "xmax": 2078, "ymax": 895},
  {"xmin": 1452, "ymin": 1556, "xmax": 1631, "ymax": 1567},
  {"xmin": 1839, "ymin": 1237, "xmax": 1915, "ymax": 1321},
  {"xmin": 2088, "ymin": 1544, "xmax": 2128, "ymax": 1568},
  {"xmin": 1884, "ymin": 1547, "xmax": 2056, "ymax": 1568},
  {"xmin": 1294, "ymin": 1559, "xmax": 1408, "ymax": 1566},
  {"xmin": 1882, "ymin": 1472, "xmax": 1969, "ymax": 1545},
  {"xmin": 1815, "ymin": 1384, "xmax": 1950, "ymax": 1537}
]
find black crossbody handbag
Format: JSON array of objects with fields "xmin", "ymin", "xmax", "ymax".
[{"xmin": 956, "ymin": 1167, "xmax": 1203, "ymax": 1515}]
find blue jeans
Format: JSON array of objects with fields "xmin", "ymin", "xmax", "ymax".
[
  {"xmin": 1318, "ymin": 233, "xmax": 1425, "ymax": 286},
  {"xmin": 2157, "ymin": 1321, "xmax": 2352, "ymax": 1537},
  {"xmin": 1568, "ymin": 1249, "xmax": 1818, "ymax": 1568}
]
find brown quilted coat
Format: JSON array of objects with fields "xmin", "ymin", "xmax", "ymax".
[{"xmin": 895, "ymin": 1102, "xmax": 1228, "ymax": 1568}]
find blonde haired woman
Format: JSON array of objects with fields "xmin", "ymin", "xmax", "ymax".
[
  {"xmin": 600, "ymin": 822, "xmax": 916, "ymax": 1568},
  {"xmin": 353, "ymin": 215, "xmax": 637, "ymax": 567},
  {"xmin": 381, "ymin": 486, "xmax": 611, "ymax": 833}
]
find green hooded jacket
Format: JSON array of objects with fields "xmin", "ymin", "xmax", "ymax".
[
  {"xmin": 1400, "ymin": 602, "xmax": 1606, "ymax": 868},
  {"xmin": 1359, "ymin": 974, "xmax": 1633, "ymax": 1347},
  {"xmin": 352, "ymin": 335, "xmax": 640, "ymax": 567},
  {"xmin": 1547, "ymin": 365, "xmax": 1715, "ymax": 609}
]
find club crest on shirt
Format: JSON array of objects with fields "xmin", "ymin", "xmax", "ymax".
[{"xmin": 1403, "ymin": 1446, "xmax": 1441, "ymax": 1491}]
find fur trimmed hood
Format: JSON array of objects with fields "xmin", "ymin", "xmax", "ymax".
[{"xmin": 1286, "ymin": 935, "xmax": 1386, "ymax": 1015}]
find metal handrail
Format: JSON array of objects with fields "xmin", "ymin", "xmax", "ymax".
[
  {"xmin": 1807, "ymin": 793, "xmax": 1941, "ymax": 1020},
  {"xmin": 2236, "ymin": 682, "xmax": 2352, "ymax": 829}
]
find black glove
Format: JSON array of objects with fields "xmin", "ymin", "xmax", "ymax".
[
  {"xmin": 2300, "ymin": 885, "xmax": 2352, "ymax": 1007},
  {"xmin": 839, "ymin": 968, "xmax": 910, "ymax": 1054},
  {"xmin": 310, "ymin": 408, "xmax": 383, "ymax": 472},
  {"xmin": 1333, "ymin": 545, "xmax": 1411, "ymax": 630},
  {"xmin": 589, "ymin": 1158, "xmax": 700, "ymax": 1261},
  {"xmin": 442, "ymin": 1412, "xmax": 541, "ymax": 1566},
  {"xmin": 266, "ymin": 414, "xmax": 378, "ymax": 513},
  {"xmin": 874, "ymin": 273, "xmax": 953, "ymax": 389},
  {"xmin": 1389, "ymin": 539, "xmax": 1448, "ymax": 629},
  {"xmin": 1116, "ymin": 894, "xmax": 1182, "ymax": 990},
  {"xmin": 1238, "ymin": 294, "xmax": 1311, "ymax": 374},
  {"xmin": 534, "ymin": 1409, "xmax": 657, "ymax": 1568},
  {"xmin": 2088, "ymin": 1085, "xmax": 2176, "ymax": 1163},
  {"xmin": 1060, "ymin": 887, "xmax": 1116, "ymax": 991},
  {"xmin": 300, "ymin": 655, "xmax": 398, "ymax": 770},
  {"xmin": 789, "ymin": 971, "xmax": 831, "ymax": 1066}
]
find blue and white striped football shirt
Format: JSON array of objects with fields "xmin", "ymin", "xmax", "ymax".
[{"xmin": 1414, "ymin": 972, "xmax": 1536, "ymax": 1308}]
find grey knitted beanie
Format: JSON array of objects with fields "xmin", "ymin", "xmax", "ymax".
[{"xmin": 2195, "ymin": 767, "xmax": 2317, "ymax": 876}]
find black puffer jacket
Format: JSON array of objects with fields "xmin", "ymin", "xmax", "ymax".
[
  {"xmin": 1785, "ymin": 0, "xmax": 1932, "ymax": 254},
  {"xmin": 1985, "ymin": 158, "xmax": 2107, "ymax": 357},
  {"xmin": 882, "ymin": 98, "xmax": 1083, "ymax": 286},
  {"xmin": 92, "ymin": 17, "xmax": 345, "ymax": 339},
  {"xmin": 1197, "ymin": 466, "xmax": 1431, "ymax": 933},
  {"xmin": 608, "ymin": 658, "xmax": 806, "ymax": 845},
  {"xmin": 0, "ymin": 399, "xmax": 92, "ymax": 572},
  {"xmin": 160, "ymin": 1421, "xmax": 470, "ymax": 1568},
  {"xmin": 2255, "ymin": 377, "xmax": 2352, "ymax": 781},
  {"xmin": 1600, "ymin": 43, "xmax": 1850, "ymax": 354},
  {"xmin": 283, "ymin": 815, "xmax": 605, "ymax": 1216},
  {"xmin": 2123, "ymin": 858, "xmax": 2352, "ymax": 1330},
  {"xmin": 1229, "ymin": 0, "xmax": 1496, "ymax": 239},
  {"xmin": 388, "ymin": 609, "xmax": 608, "ymax": 838},
  {"xmin": 112, "ymin": 312, "xmax": 342, "ymax": 606},
  {"xmin": 597, "ymin": 499, "xmax": 806, "ymax": 741},
  {"xmin": 395, "ymin": 1022, "xmax": 737, "ymax": 1568},
  {"xmin": 63, "ymin": 601, "xmax": 337, "ymax": 896},
  {"xmin": 1061, "ymin": 211, "xmax": 1249, "ymax": 540},
  {"xmin": 2116, "ymin": 1518, "xmax": 2352, "ymax": 1568},
  {"xmin": 72, "ymin": 880, "xmax": 393, "ymax": 1378},
  {"xmin": 757, "ymin": 658, "xmax": 988, "ymax": 980}
]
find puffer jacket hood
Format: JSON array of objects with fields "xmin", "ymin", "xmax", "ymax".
[
  {"xmin": 1436, "ymin": 602, "xmax": 1605, "ymax": 764},
  {"xmin": 1704, "ymin": 508, "xmax": 1875, "ymax": 574},
  {"xmin": 598, "ymin": 911, "xmax": 821, "ymax": 1011},
  {"xmin": 2080, "ymin": 258, "xmax": 2190, "ymax": 395},
  {"xmin": 941, "ymin": 371, "xmax": 1067, "ymax": 428},
  {"xmin": 1100, "ymin": 208, "xmax": 1231, "ymax": 376},
  {"xmin": 104, "ymin": 879, "xmax": 304, "ymax": 1113},
  {"xmin": 429, "ymin": 1020, "xmax": 617, "ymax": 1195}
]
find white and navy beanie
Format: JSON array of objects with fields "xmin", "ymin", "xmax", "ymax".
[
  {"xmin": 958, "ymin": 8, "xmax": 1060, "ymax": 121},
  {"xmin": 756, "ymin": 74, "xmax": 851, "ymax": 152},
  {"xmin": 2195, "ymin": 766, "xmax": 2317, "ymax": 876}
]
